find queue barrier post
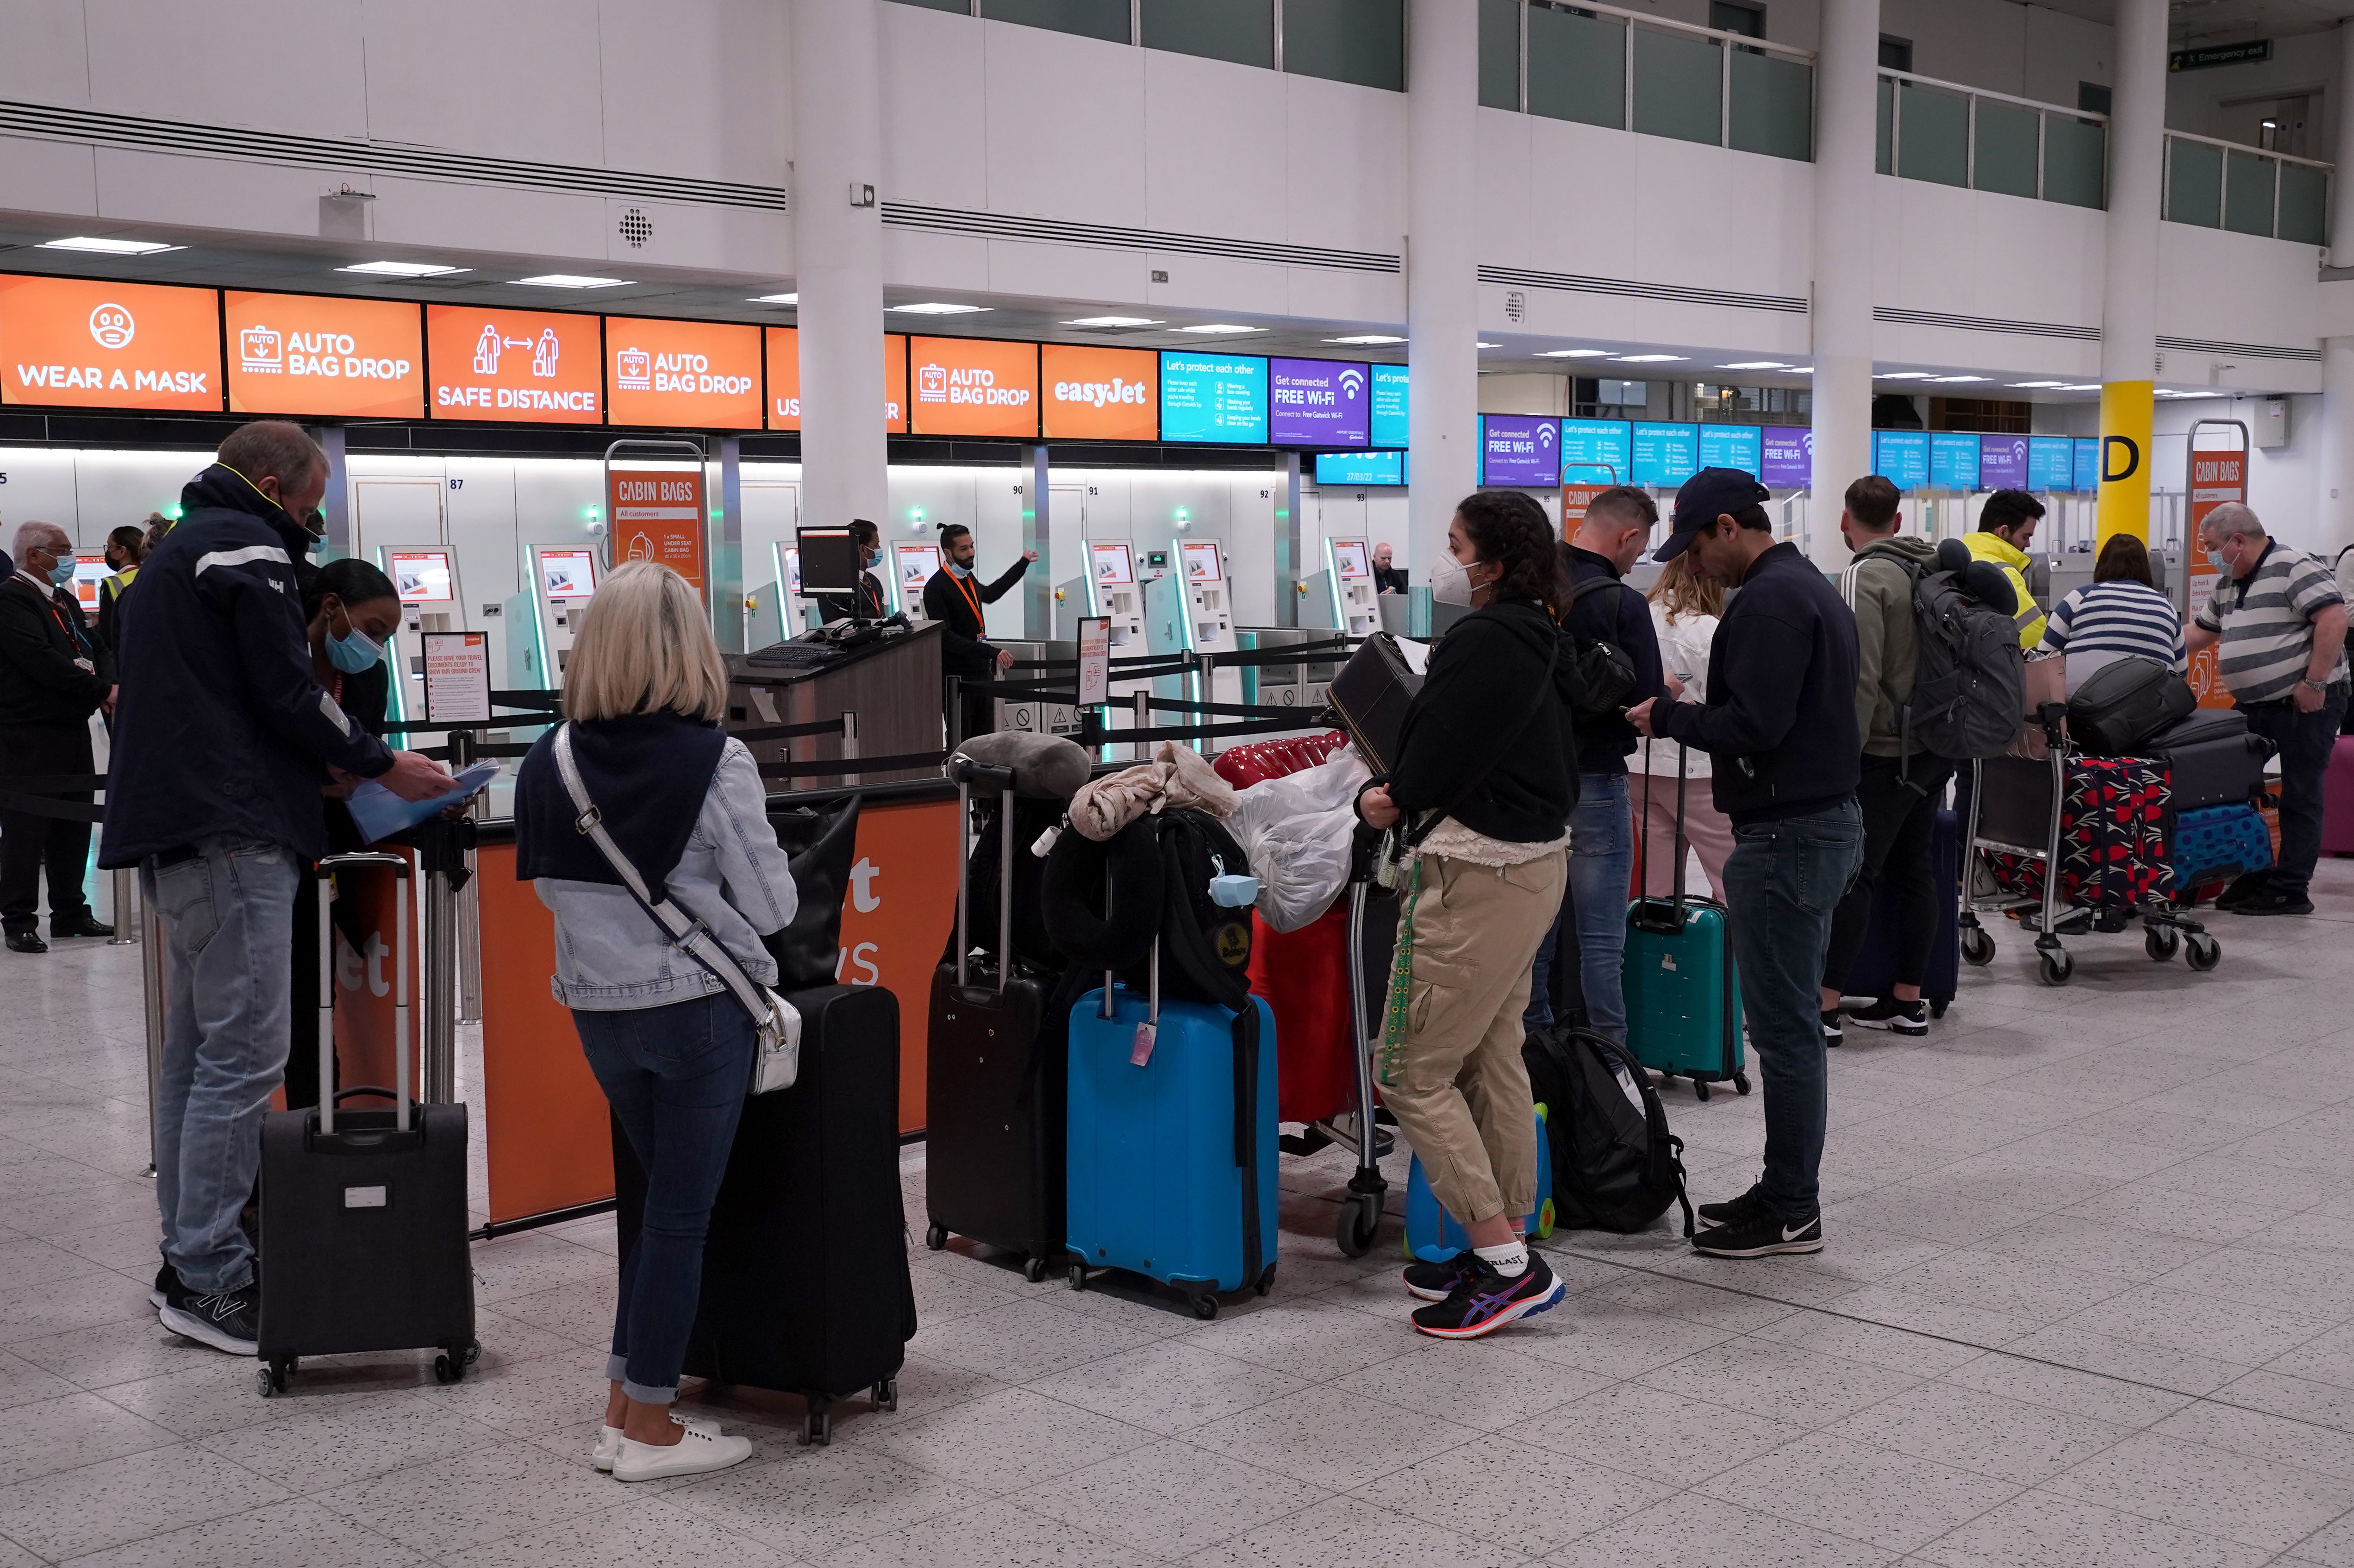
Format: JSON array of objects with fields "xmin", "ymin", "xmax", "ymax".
[
  {"xmin": 106, "ymin": 867, "xmax": 138, "ymax": 944},
  {"xmin": 140, "ymin": 893, "xmax": 164, "ymax": 1178}
]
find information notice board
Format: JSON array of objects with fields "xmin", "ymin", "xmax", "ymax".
[
  {"xmin": 2185, "ymin": 441, "xmax": 2246, "ymax": 710},
  {"xmin": 607, "ymin": 468, "xmax": 706, "ymax": 591}
]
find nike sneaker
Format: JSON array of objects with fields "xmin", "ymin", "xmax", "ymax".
[
  {"xmin": 1692, "ymin": 1209, "xmax": 1823, "ymax": 1258},
  {"xmin": 1845, "ymin": 996, "xmax": 1929, "ymax": 1037},
  {"xmin": 1697, "ymin": 1185, "xmax": 1767, "ymax": 1230}
]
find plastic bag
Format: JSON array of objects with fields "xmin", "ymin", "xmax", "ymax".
[{"xmin": 1224, "ymin": 749, "xmax": 1369, "ymax": 932}]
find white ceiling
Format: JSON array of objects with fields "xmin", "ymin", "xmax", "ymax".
[{"xmin": 2035, "ymin": 0, "xmax": 2354, "ymax": 41}]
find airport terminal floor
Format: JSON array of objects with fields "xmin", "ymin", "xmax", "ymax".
[{"xmin": 0, "ymin": 862, "xmax": 2350, "ymax": 1568}]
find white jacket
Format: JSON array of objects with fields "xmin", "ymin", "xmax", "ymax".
[{"xmin": 1639, "ymin": 600, "xmax": 1717, "ymax": 781}]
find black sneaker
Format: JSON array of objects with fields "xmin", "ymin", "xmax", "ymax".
[
  {"xmin": 2234, "ymin": 888, "xmax": 2312, "ymax": 917},
  {"xmin": 149, "ymin": 1262, "xmax": 176, "ymax": 1309},
  {"xmin": 1845, "ymin": 996, "xmax": 1929, "ymax": 1037},
  {"xmin": 2214, "ymin": 871, "xmax": 2272, "ymax": 911},
  {"xmin": 1411, "ymin": 1252, "xmax": 1564, "ymax": 1339},
  {"xmin": 1402, "ymin": 1251, "xmax": 1481, "ymax": 1302},
  {"xmin": 1697, "ymin": 1185, "xmax": 1767, "ymax": 1229},
  {"xmin": 160, "ymin": 1277, "xmax": 258, "ymax": 1356},
  {"xmin": 1693, "ymin": 1209, "xmax": 1823, "ymax": 1258},
  {"xmin": 1820, "ymin": 1009, "xmax": 1844, "ymax": 1047}
]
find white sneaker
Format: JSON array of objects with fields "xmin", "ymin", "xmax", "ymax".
[
  {"xmin": 591, "ymin": 1413, "xmax": 719, "ymax": 1472},
  {"xmin": 611, "ymin": 1423, "xmax": 754, "ymax": 1482}
]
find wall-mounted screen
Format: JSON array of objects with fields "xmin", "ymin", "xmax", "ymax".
[
  {"xmin": 1873, "ymin": 430, "xmax": 1930, "ymax": 491},
  {"xmin": 1979, "ymin": 433, "xmax": 2028, "ymax": 489},
  {"xmin": 1091, "ymin": 542, "xmax": 1136, "ymax": 587},
  {"xmin": 2073, "ymin": 436, "xmax": 2100, "ymax": 493},
  {"xmin": 1930, "ymin": 431, "xmax": 1980, "ymax": 492},
  {"xmin": 1269, "ymin": 357, "xmax": 1369, "ymax": 446},
  {"xmin": 0, "ymin": 276, "xmax": 223, "ymax": 411},
  {"xmin": 1761, "ymin": 426, "xmax": 1812, "ymax": 488},
  {"xmin": 1697, "ymin": 424, "xmax": 1762, "ymax": 475},
  {"xmin": 1159, "ymin": 353, "xmax": 1267, "ymax": 443},
  {"xmin": 387, "ymin": 549, "xmax": 456, "ymax": 604},
  {"xmin": 1314, "ymin": 450, "xmax": 1404, "ymax": 485},
  {"xmin": 539, "ymin": 549, "xmax": 599, "ymax": 599},
  {"xmin": 1559, "ymin": 419, "xmax": 1632, "ymax": 484},
  {"xmin": 428, "ymin": 306, "xmax": 601, "ymax": 423},
  {"xmin": 2028, "ymin": 435, "xmax": 2074, "ymax": 491},
  {"xmin": 908, "ymin": 336, "xmax": 1038, "ymax": 437},
  {"xmin": 1481, "ymin": 415, "xmax": 1561, "ymax": 488},
  {"xmin": 1370, "ymin": 363, "xmax": 1408, "ymax": 448},
  {"xmin": 1630, "ymin": 422, "xmax": 1701, "ymax": 489},
  {"xmin": 765, "ymin": 328, "xmax": 907, "ymax": 432},
  {"xmin": 605, "ymin": 316, "xmax": 760, "ymax": 430},
  {"xmin": 71, "ymin": 555, "xmax": 107, "ymax": 610},
  {"xmin": 224, "ymin": 292, "xmax": 422, "ymax": 419},
  {"xmin": 1041, "ymin": 344, "xmax": 1157, "ymax": 441},
  {"xmin": 1181, "ymin": 540, "xmax": 1224, "ymax": 583}
]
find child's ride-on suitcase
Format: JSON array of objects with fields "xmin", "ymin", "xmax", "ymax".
[{"xmin": 1623, "ymin": 751, "xmax": 1747, "ymax": 1100}]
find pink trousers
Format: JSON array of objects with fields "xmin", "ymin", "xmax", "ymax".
[{"xmin": 1633, "ymin": 772, "xmax": 1736, "ymax": 900}]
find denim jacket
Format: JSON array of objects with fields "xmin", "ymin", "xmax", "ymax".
[{"xmin": 533, "ymin": 738, "xmax": 799, "ymax": 1010}]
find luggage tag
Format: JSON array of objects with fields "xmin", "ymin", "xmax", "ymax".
[{"xmin": 1129, "ymin": 1019, "xmax": 1156, "ymax": 1067}]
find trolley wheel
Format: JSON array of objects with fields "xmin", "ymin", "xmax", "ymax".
[
  {"xmin": 1022, "ymin": 1255, "xmax": 1048, "ymax": 1284},
  {"xmin": 1255, "ymin": 1263, "xmax": 1277, "ymax": 1298},
  {"xmin": 924, "ymin": 1222, "xmax": 947, "ymax": 1251},
  {"xmin": 872, "ymin": 1377, "xmax": 898, "ymax": 1413},
  {"xmin": 433, "ymin": 1349, "xmax": 469, "ymax": 1385},
  {"xmin": 1733, "ymin": 1073, "xmax": 1751, "ymax": 1096},
  {"xmin": 2145, "ymin": 926, "xmax": 2180, "ymax": 962},
  {"xmin": 1068, "ymin": 1263, "xmax": 1088, "ymax": 1292},
  {"xmin": 256, "ymin": 1360, "xmax": 292, "ymax": 1398},
  {"xmin": 803, "ymin": 1408, "xmax": 833, "ymax": 1446},
  {"xmin": 2036, "ymin": 950, "xmax": 2073, "ymax": 987},
  {"xmin": 1336, "ymin": 1193, "xmax": 1382, "ymax": 1258},
  {"xmin": 1694, "ymin": 1079, "xmax": 1712, "ymax": 1102},
  {"xmin": 2185, "ymin": 933, "xmax": 2222, "ymax": 971},
  {"xmin": 1960, "ymin": 927, "xmax": 1996, "ymax": 967},
  {"xmin": 1190, "ymin": 1294, "xmax": 1219, "ymax": 1322}
]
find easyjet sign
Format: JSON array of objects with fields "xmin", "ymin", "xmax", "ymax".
[{"xmin": 0, "ymin": 276, "xmax": 221, "ymax": 411}]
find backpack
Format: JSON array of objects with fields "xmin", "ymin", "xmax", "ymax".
[
  {"xmin": 1521, "ymin": 1026, "xmax": 1693, "ymax": 1237},
  {"xmin": 1879, "ymin": 556, "xmax": 2024, "ymax": 763},
  {"xmin": 1567, "ymin": 575, "xmax": 1640, "ymax": 721}
]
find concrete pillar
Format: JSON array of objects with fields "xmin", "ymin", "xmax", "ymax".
[
  {"xmin": 2317, "ymin": 23, "xmax": 2354, "ymax": 560},
  {"xmin": 1807, "ymin": 0, "xmax": 1877, "ymax": 569},
  {"xmin": 310, "ymin": 424, "xmax": 350, "ymax": 561},
  {"xmin": 715, "ymin": 436, "xmax": 744, "ymax": 652},
  {"xmin": 1274, "ymin": 451, "xmax": 1302, "ymax": 627},
  {"xmin": 2096, "ymin": 0, "xmax": 2167, "ymax": 548},
  {"xmin": 791, "ymin": 0, "xmax": 887, "ymax": 536},
  {"xmin": 1406, "ymin": 0, "xmax": 1479, "ymax": 568}
]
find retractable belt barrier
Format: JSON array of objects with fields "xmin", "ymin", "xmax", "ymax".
[{"xmin": 0, "ymin": 775, "xmax": 108, "ymax": 822}]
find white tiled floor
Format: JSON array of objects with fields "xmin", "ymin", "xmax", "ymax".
[{"xmin": 2, "ymin": 859, "xmax": 2353, "ymax": 1566}]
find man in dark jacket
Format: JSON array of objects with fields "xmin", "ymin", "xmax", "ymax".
[
  {"xmin": 813, "ymin": 519, "xmax": 888, "ymax": 624},
  {"xmin": 1371, "ymin": 541, "xmax": 1408, "ymax": 595},
  {"xmin": 921, "ymin": 523, "xmax": 1035, "ymax": 740},
  {"xmin": 102, "ymin": 421, "xmax": 456, "ymax": 1357},
  {"xmin": 0, "ymin": 521, "xmax": 115, "ymax": 951},
  {"xmin": 1630, "ymin": 467, "xmax": 1862, "ymax": 1262}
]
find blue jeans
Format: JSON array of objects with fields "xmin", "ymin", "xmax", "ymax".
[
  {"xmin": 147, "ymin": 836, "xmax": 301, "ymax": 1295},
  {"xmin": 577, "ymin": 993, "xmax": 753, "ymax": 1404},
  {"xmin": 1525, "ymin": 774, "xmax": 1634, "ymax": 1041},
  {"xmin": 1720, "ymin": 802, "xmax": 1864, "ymax": 1223}
]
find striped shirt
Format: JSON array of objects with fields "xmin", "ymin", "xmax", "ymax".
[
  {"xmin": 2196, "ymin": 541, "xmax": 2349, "ymax": 703},
  {"xmin": 2044, "ymin": 581, "xmax": 2185, "ymax": 674}
]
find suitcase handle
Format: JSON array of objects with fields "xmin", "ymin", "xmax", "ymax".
[{"xmin": 315, "ymin": 853, "xmax": 412, "ymax": 1137}]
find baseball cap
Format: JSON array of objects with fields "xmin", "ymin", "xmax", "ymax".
[{"xmin": 1652, "ymin": 467, "xmax": 1771, "ymax": 562}]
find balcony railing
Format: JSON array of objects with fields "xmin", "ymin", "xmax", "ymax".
[
  {"xmin": 1482, "ymin": 0, "xmax": 1816, "ymax": 162},
  {"xmin": 1876, "ymin": 69, "xmax": 2107, "ymax": 209},
  {"xmin": 2162, "ymin": 129, "xmax": 2331, "ymax": 244}
]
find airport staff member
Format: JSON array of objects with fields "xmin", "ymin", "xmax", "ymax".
[
  {"xmin": 1965, "ymin": 489, "xmax": 2048, "ymax": 650},
  {"xmin": 101, "ymin": 420, "xmax": 456, "ymax": 1358},
  {"xmin": 814, "ymin": 519, "xmax": 888, "ymax": 624},
  {"xmin": 1372, "ymin": 542, "xmax": 1408, "ymax": 595},
  {"xmin": 0, "ymin": 521, "xmax": 116, "ymax": 953},
  {"xmin": 922, "ymin": 523, "xmax": 1036, "ymax": 741}
]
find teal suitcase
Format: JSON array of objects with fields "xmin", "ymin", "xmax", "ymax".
[{"xmin": 1624, "ymin": 751, "xmax": 1748, "ymax": 1101}]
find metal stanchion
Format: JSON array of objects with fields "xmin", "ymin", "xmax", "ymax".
[
  {"xmin": 106, "ymin": 867, "xmax": 138, "ymax": 944},
  {"xmin": 417, "ymin": 731, "xmax": 471, "ymax": 1107},
  {"xmin": 140, "ymin": 894, "xmax": 164, "ymax": 1179},
  {"xmin": 1132, "ymin": 688, "xmax": 1150, "ymax": 762}
]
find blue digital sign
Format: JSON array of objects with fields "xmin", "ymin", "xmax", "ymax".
[
  {"xmin": 1159, "ymin": 353, "xmax": 1267, "ymax": 444},
  {"xmin": 1631, "ymin": 422, "xmax": 1700, "ymax": 489},
  {"xmin": 1315, "ymin": 450, "xmax": 1405, "ymax": 486},
  {"xmin": 2072, "ymin": 437, "xmax": 2100, "ymax": 494},
  {"xmin": 1873, "ymin": 430, "xmax": 1930, "ymax": 492},
  {"xmin": 2028, "ymin": 435, "xmax": 2074, "ymax": 491},
  {"xmin": 1698, "ymin": 424, "xmax": 1762, "ymax": 475},
  {"xmin": 1370, "ymin": 364, "xmax": 1408, "ymax": 449},
  {"xmin": 1930, "ymin": 432, "xmax": 1980, "ymax": 492},
  {"xmin": 1559, "ymin": 419, "xmax": 1632, "ymax": 484}
]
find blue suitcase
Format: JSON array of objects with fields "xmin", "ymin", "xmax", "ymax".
[
  {"xmin": 2172, "ymin": 802, "xmax": 2272, "ymax": 904},
  {"xmin": 1066, "ymin": 961, "xmax": 1278, "ymax": 1320},
  {"xmin": 1623, "ymin": 756, "xmax": 1748, "ymax": 1101},
  {"xmin": 1404, "ymin": 1104, "xmax": 1555, "ymax": 1262}
]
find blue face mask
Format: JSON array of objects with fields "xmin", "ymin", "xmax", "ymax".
[
  {"xmin": 326, "ymin": 612, "xmax": 384, "ymax": 674},
  {"xmin": 46, "ymin": 559, "xmax": 76, "ymax": 589}
]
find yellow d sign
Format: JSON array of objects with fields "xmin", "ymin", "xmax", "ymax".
[{"xmin": 2096, "ymin": 380, "xmax": 2154, "ymax": 547}]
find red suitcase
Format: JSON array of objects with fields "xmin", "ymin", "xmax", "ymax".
[
  {"xmin": 2326, "ymin": 737, "xmax": 2354, "ymax": 857},
  {"xmin": 1212, "ymin": 731, "xmax": 1349, "ymax": 789}
]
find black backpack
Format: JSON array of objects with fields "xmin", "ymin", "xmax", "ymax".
[
  {"xmin": 1522, "ymin": 1026, "xmax": 1693, "ymax": 1237},
  {"xmin": 1873, "ymin": 557, "xmax": 2024, "ymax": 762},
  {"xmin": 1567, "ymin": 576, "xmax": 1641, "ymax": 721},
  {"xmin": 1040, "ymin": 808, "xmax": 1253, "ymax": 1012}
]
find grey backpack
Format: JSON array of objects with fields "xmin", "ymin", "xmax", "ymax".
[{"xmin": 1888, "ymin": 559, "xmax": 2025, "ymax": 763}]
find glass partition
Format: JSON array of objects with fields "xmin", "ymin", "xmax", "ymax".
[
  {"xmin": 1479, "ymin": 0, "xmax": 1522, "ymax": 108},
  {"xmin": 1631, "ymin": 25, "xmax": 1720, "ymax": 145},
  {"xmin": 1141, "ymin": 0, "xmax": 1274, "ymax": 68},
  {"xmin": 2167, "ymin": 136, "xmax": 2224, "ymax": 227},
  {"xmin": 1529, "ymin": 2, "xmax": 1625, "ymax": 128},
  {"xmin": 2281, "ymin": 160, "xmax": 2330, "ymax": 244},
  {"xmin": 1972, "ymin": 98, "xmax": 2038, "ymax": 199},
  {"xmin": 1876, "ymin": 77, "xmax": 1894, "ymax": 174},
  {"xmin": 1896, "ymin": 81, "xmax": 1968, "ymax": 187},
  {"xmin": 2042, "ymin": 116, "xmax": 2105, "ymax": 208},
  {"xmin": 2223, "ymin": 149, "xmax": 2278, "ymax": 237},
  {"xmin": 1877, "ymin": 72, "xmax": 2108, "ymax": 210},
  {"xmin": 980, "ymin": 0, "xmax": 1130, "ymax": 42},
  {"xmin": 1729, "ymin": 48, "xmax": 1811, "ymax": 161},
  {"xmin": 1283, "ymin": 0, "xmax": 1406, "ymax": 91}
]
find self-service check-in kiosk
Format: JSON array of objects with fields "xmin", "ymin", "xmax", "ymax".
[
  {"xmin": 1310, "ymin": 537, "xmax": 1379, "ymax": 639},
  {"xmin": 70, "ymin": 556, "xmax": 108, "ymax": 622},
  {"xmin": 893, "ymin": 543, "xmax": 940, "ymax": 622},
  {"xmin": 745, "ymin": 543, "xmax": 799, "ymax": 646},
  {"xmin": 381, "ymin": 547, "xmax": 460, "ymax": 722},
  {"xmin": 1143, "ymin": 538, "xmax": 1244, "ymax": 732},
  {"xmin": 507, "ymin": 546, "xmax": 599, "ymax": 689},
  {"xmin": 1056, "ymin": 541, "xmax": 1151, "ymax": 754}
]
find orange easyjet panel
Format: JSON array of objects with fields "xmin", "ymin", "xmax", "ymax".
[
  {"xmin": 907, "ymin": 336, "xmax": 1037, "ymax": 438},
  {"xmin": 0, "ymin": 275, "xmax": 221, "ymax": 411},
  {"xmin": 426, "ymin": 305, "xmax": 602, "ymax": 423},
  {"xmin": 765, "ymin": 327, "xmax": 910, "ymax": 433},
  {"xmin": 605, "ymin": 316, "xmax": 760, "ymax": 430},
  {"xmin": 224, "ymin": 292, "xmax": 424, "ymax": 419},
  {"xmin": 1041, "ymin": 344, "xmax": 1157, "ymax": 441}
]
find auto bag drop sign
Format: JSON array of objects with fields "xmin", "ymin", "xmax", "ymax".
[
  {"xmin": 0, "ymin": 275, "xmax": 222, "ymax": 410},
  {"xmin": 426, "ymin": 305, "xmax": 601, "ymax": 422},
  {"xmin": 605, "ymin": 317, "xmax": 759, "ymax": 430},
  {"xmin": 225, "ymin": 292, "xmax": 424, "ymax": 419},
  {"xmin": 907, "ymin": 336, "xmax": 1037, "ymax": 437}
]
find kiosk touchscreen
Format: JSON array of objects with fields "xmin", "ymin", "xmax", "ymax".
[
  {"xmin": 507, "ymin": 546, "xmax": 598, "ymax": 689},
  {"xmin": 893, "ymin": 543, "xmax": 941, "ymax": 621},
  {"xmin": 70, "ymin": 556, "xmax": 108, "ymax": 615},
  {"xmin": 1143, "ymin": 537, "xmax": 1243, "ymax": 725},
  {"xmin": 380, "ymin": 547, "xmax": 460, "ymax": 723}
]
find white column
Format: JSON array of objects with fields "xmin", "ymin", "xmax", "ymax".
[
  {"xmin": 1807, "ymin": 0, "xmax": 1878, "ymax": 568},
  {"xmin": 1407, "ymin": 0, "xmax": 1479, "ymax": 573},
  {"xmin": 2095, "ymin": 0, "xmax": 2167, "ymax": 547},
  {"xmin": 791, "ymin": 0, "xmax": 888, "ymax": 536},
  {"xmin": 2318, "ymin": 23, "xmax": 2354, "ymax": 560}
]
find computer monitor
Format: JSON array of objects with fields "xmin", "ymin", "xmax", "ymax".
[{"xmin": 795, "ymin": 527, "xmax": 863, "ymax": 595}]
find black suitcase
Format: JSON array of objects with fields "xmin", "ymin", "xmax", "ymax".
[
  {"xmin": 1840, "ymin": 807, "xmax": 1961, "ymax": 1017},
  {"xmin": 2066, "ymin": 656, "xmax": 2196, "ymax": 756},
  {"xmin": 257, "ymin": 852, "xmax": 477, "ymax": 1395},
  {"xmin": 612, "ymin": 982, "xmax": 916, "ymax": 1446},
  {"xmin": 1328, "ymin": 632, "xmax": 1423, "ymax": 773},
  {"xmin": 2148, "ymin": 708, "xmax": 2272, "ymax": 812},
  {"xmin": 923, "ymin": 760, "xmax": 1066, "ymax": 1281}
]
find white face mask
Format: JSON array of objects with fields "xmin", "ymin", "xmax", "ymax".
[{"xmin": 1430, "ymin": 550, "xmax": 1478, "ymax": 606}]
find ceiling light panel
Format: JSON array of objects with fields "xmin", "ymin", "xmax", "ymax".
[
  {"xmin": 1174, "ymin": 324, "xmax": 1265, "ymax": 334},
  {"xmin": 39, "ymin": 237, "xmax": 180, "ymax": 255},
  {"xmin": 1063, "ymin": 315, "xmax": 1162, "ymax": 327},
  {"xmin": 888, "ymin": 301, "xmax": 990, "ymax": 314},
  {"xmin": 513, "ymin": 274, "xmax": 631, "ymax": 288}
]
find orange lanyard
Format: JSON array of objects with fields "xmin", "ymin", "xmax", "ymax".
[{"xmin": 947, "ymin": 569, "xmax": 983, "ymax": 625}]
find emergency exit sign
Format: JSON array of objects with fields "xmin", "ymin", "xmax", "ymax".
[{"xmin": 2171, "ymin": 40, "xmax": 2269, "ymax": 71}]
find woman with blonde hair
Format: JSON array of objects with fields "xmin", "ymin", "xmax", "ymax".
[
  {"xmin": 514, "ymin": 562, "xmax": 796, "ymax": 1483},
  {"xmin": 1637, "ymin": 552, "xmax": 1736, "ymax": 898}
]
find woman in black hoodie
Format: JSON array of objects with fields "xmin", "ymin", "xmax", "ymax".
[{"xmin": 1358, "ymin": 490, "xmax": 1579, "ymax": 1339}]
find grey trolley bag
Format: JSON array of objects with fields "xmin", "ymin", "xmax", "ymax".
[{"xmin": 256, "ymin": 851, "xmax": 477, "ymax": 1395}]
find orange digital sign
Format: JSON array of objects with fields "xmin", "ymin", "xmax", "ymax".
[
  {"xmin": 908, "ymin": 336, "xmax": 1037, "ymax": 438},
  {"xmin": 765, "ymin": 328, "xmax": 910, "ymax": 433},
  {"xmin": 0, "ymin": 275, "xmax": 221, "ymax": 411},
  {"xmin": 605, "ymin": 317, "xmax": 760, "ymax": 430},
  {"xmin": 224, "ymin": 292, "xmax": 423, "ymax": 419},
  {"xmin": 1041, "ymin": 344, "xmax": 1158, "ymax": 441},
  {"xmin": 426, "ymin": 305, "xmax": 602, "ymax": 423}
]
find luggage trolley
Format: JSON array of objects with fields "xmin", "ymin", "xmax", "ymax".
[
  {"xmin": 1330, "ymin": 871, "xmax": 1393, "ymax": 1258},
  {"xmin": 1959, "ymin": 708, "xmax": 2222, "ymax": 985}
]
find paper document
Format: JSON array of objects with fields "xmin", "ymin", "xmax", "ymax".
[{"xmin": 345, "ymin": 761, "xmax": 500, "ymax": 845}]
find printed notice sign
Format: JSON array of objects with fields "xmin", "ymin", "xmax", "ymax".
[
  {"xmin": 422, "ymin": 631, "xmax": 493, "ymax": 725},
  {"xmin": 1078, "ymin": 617, "xmax": 1111, "ymax": 707},
  {"xmin": 608, "ymin": 468, "xmax": 706, "ymax": 590},
  {"xmin": 2186, "ymin": 444, "xmax": 2246, "ymax": 710}
]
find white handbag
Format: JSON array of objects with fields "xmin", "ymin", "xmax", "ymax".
[{"xmin": 551, "ymin": 724, "xmax": 800, "ymax": 1094}]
